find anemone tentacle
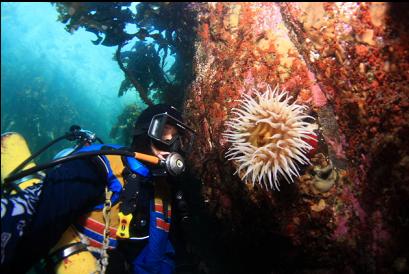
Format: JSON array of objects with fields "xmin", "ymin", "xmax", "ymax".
[{"xmin": 223, "ymin": 84, "xmax": 316, "ymax": 191}]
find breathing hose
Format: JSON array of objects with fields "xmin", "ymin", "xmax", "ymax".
[{"xmin": 3, "ymin": 150, "xmax": 185, "ymax": 194}]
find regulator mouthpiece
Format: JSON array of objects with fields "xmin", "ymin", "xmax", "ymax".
[{"xmin": 162, "ymin": 152, "xmax": 185, "ymax": 176}]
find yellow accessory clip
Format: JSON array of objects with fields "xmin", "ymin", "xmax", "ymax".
[{"xmin": 116, "ymin": 212, "xmax": 133, "ymax": 239}]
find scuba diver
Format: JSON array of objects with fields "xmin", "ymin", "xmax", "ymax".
[{"xmin": 1, "ymin": 104, "xmax": 195, "ymax": 274}]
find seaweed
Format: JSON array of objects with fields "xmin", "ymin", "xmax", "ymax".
[
  {"xmin": 52, "ymin": 2, "xmax": 197, "ymax": 109},
  {"xmin": 109, "ymin": 103, "xmax": 143, "ymax": 145}
]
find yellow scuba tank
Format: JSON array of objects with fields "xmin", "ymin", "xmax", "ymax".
[
  {"xmin": 50, "ymin": 225, "xmax": 99, "ymax": 274},
  {"xmin": 1, "ymin": 132, "xmax": 99, "ymax": 273},
  {"xmin": 1, "ymin": 132, "xmax": 41, "ymax": 190}
]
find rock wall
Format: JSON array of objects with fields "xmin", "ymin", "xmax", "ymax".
[{"xmin": 183, "ymin": 3, "xmax": 409, "ymax": 273}]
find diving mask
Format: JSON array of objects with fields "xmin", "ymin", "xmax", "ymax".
[{"xmin": 148, "ymin": 113, "xmax": 196, "ymax": 154}]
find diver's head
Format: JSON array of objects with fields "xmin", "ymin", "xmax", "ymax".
[{"xmin": 131, "ymin": 104, "xmax": 195, "ymax": 159}]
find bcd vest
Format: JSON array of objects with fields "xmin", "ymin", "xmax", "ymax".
[{"xmin": 49, "ymin": 144, "xmax": 174, "ymax": 274}]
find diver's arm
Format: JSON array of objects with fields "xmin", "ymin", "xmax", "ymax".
[
  {"xmin": 1, "ymin": 183, "xmax": 43, "ymax": 268},
  {"xmin": 3, "ymin": 157, "xmax": 107, "ymax": 273}
]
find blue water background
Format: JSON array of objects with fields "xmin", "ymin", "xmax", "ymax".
[{"xmin": 1, "ymin": 2, "xmax": 144, "ymax": 160}]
